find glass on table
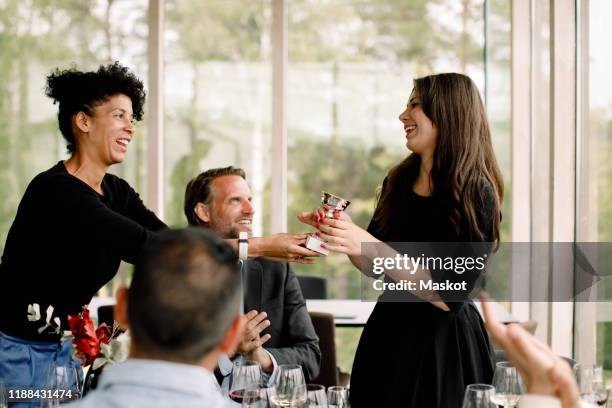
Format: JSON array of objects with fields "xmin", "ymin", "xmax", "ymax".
[
  {"xmin": 0, "ymin": 379, "xmax": 7, "ymax": 408},
  {"xmin": 41, "ymin": 362, "xmax": 81, "ymax": 407},
  {"xmin": 271, "ymin": 364, "xmax": 307, "ymax": 407},
  {"xmin": 305, "ymin": 384, "xmax": 327, "ymax": 407},
  {"xmin": 327, "ymin": 386, "xmax": 348, "ymax": 408},
  {"xmin": 462, "ymin": 384, "xmax": 496, "ymax": 408},
  {"xmin": 229, "ymin": 360, "xmax": 263, "ymax": 404},
  {"xmin": 491, "ymin": 361, "xmax": 523, "ymax": 407},
  {"xmin": 578, "ymin": 364, "xmax": 608, "ymax": 407},
  {"xmin": 242, "ymin": 385, "xmax": 276, "ymax": 408}
]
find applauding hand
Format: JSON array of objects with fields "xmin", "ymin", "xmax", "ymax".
[
  {"xmin": 233, "ymin": 310, "xmax": 274, "ymax": 373},
  {"xmin": 481, "ymin": 292, "xmax": 580, "ymax": 408}
]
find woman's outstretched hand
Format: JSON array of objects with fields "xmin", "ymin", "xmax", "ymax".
[{"xmin": 249, "ymin": 233, "xmax": 321, "ymax": 264}]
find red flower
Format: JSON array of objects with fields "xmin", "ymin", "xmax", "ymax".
[
  {"xmin": 95, "ymin": 324, "xmax": 112, "ymax": 345},
  {"xmin": 68, "ymin": 306, "xmax": 116, "ymax": 366}
]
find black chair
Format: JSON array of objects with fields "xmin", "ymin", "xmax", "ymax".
[
  {"xmin": 309, "ymin": 311, "xmax": 338, "ymax": 387},
  {"xmin": 97, "ymin": 305, "xmax": 115, "ymax": 326},
  {"xmin": 297, "ymin": 275, "xmax": 327, "ymax": 299}
]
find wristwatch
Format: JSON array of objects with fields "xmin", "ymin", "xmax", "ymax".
[{"xmin": 238, "ymin": 231, "xmax": 249, "ymax": 260}]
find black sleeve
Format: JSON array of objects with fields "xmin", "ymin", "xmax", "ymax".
[
  {"xmin": 437, "ymin": 180, "xmax": 497, "ymax": 311},
  {"xmin": 123, "ymin": 182, "xmax": 167, "ymax": 232},
  {"xmin": 265, "ymin": 264, "xmax": 322, "ymax": 382},
  {"xmin": 58, "ymin": 182, "xmax": 162, "ymax": 264}
]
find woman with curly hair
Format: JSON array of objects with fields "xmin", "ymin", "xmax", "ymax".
[
  {"xmin": 0, "ymin": 62, "xmax": 165, "ymax": 394},
  {"xmin": 300, "ymin": 73, "xmax": 503, "ymax": 407}
]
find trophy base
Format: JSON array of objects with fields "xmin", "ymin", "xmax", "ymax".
[{"xmin": 305, "ymin": 235, "xmax": 330, "ymax": 256}]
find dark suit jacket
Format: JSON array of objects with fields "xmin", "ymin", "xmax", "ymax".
[{"xmin": 242, "ymin": 258, "xmax": 321, "ymax": 382}]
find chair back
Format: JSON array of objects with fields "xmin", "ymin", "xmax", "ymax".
[
  {"xmin": 97, "ymin": 305, "xmax": 115, "ymax": 326},
  {"xmin": 297, "ymin": 275, "xmax": 327, "ymax": 299},
  {"xmin": 309, "ymin": 311, "xmax": 338, "ymax": 387}
]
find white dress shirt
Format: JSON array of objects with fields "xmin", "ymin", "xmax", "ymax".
[{"xmin": 64, "ymin": 359, "xmax": 235, "ymax": 408}]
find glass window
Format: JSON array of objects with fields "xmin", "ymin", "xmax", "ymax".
[
  {"xmin": 577, "ymin": 0, "xmax": 612, "ymax": 383},
  {"xmin": 485, "ymin": 0, "xmax": 511, "ymax": 240},
  {"xmin": 164, "ymin": 0, "xmax": 272, "ymax": 236}
]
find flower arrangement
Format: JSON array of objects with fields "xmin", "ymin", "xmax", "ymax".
[{"xmin": 67, "ymin": 306, "xmax": 129, "ymax": 370}]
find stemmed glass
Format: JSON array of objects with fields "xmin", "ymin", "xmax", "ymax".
[
  {"xmin": 306, "ymin": 384, "xmax": 328, "ymax": 407},
  {"xmin": 229, "ymin": 360, "xmax": 263, "ymax": 404},
  {"xmin": 491, "ymin": 362, "xmax": 523, "ymax": 407},
  {"xmin": 242, "ymin": 385, "xmax": 276, "ymax": 408},
  {"xmin": 462, "ymin": 384, "xmax": 496, "ymax": 408},
  {"xmin": 578, "ymin": 365, "xmax": 608, "ymax": 406},
  {"xmin": 271, "ymin": 364, "xmax": 307, "ymax": 407},
  {"xmin": 327, "ymin": 386, "xmax": 348, "ymax": 408},
  {"xmin": 41, "ymin": 362, "xmax": 81, "ymax": 407},
  {"xmin": 0, "ymin": 380, "xmax": 7, "ymax": 408}
]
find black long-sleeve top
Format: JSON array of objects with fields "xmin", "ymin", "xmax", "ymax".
[{"xmin": 0, "ymin": 161, "xmax": 167, "ymax": 341}]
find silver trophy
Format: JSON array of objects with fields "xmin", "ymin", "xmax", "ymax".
[
  {"xmin": 321, "ymin": 191, "xmax": 351, "ymax": 218},
  {"xmin": 305, "ymin": 191, "xmax": 351, "ymax": 256}
]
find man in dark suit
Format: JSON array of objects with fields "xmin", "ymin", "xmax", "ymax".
[{"xmin": 184, "ymin": 166, "xmax": 321, "ymax": 385}]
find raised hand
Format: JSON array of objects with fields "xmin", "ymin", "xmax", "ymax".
[
  {"xmin": 480, "ymin": 292, "xmax": 580, "ymax": 408},
  {"xmin": 233, "ymin": 310, "xmax": 274, "ymax": 372}
]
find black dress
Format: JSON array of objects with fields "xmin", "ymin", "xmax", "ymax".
[{"xmin": 349, "ymin": 184, "xmax": 495, "ymax": 408}]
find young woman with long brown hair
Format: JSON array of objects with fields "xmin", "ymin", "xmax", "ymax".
[{"xmin": 299, "ymin": 73, "xmax": 503, "ymax": 407}]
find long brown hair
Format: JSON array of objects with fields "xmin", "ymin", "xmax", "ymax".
[{"xmin": 373, "ymin": 73, "xmax": 504, "ymax": 243}]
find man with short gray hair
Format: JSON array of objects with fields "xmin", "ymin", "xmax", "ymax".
[{"xmin": 67, "ymin": 228, "xmax": 243, "ymax": 407}]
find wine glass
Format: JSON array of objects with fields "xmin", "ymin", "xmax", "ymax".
[
  {"xmin": 578, "ymin": 365, "xmax": 608, "ymax": 406},
  {"xmin": 242, "ymin": 385, "xmax": 276, "ymax": 408},
  {"xmin": 462, "ymin": 384, "xmax": 496, "ymax": 408},
  {"xmin": 573, "ymin": 363, "xmax": 581, "ymax": 384},
  {"xmin": 70, "ymin": 359, "xmax": 84, "ymax": 399},
  {"xmin": 42, "ymin": 363, "xmax": 74, "ymax": 407},
  {"xmin": 491, "ymin": 361, "xmax": 523, "ymax": 407},
  {"xmin": 229, "ymin": 360, "xmax": 263, "ymax": 404},
  {"xmin": 327, "ymin": 386, "xmax": 348, "ymax": 408},
  {"xmin": 0, "ymin": 380, "xmax": 7, "ymax": 408},
  {"xmin": 306, "ymin": 384, "xmax": 328, "ymax": 407},
  {"xmin": 271, "ymin": 364, "xmax": 307, "ymax": 407}
]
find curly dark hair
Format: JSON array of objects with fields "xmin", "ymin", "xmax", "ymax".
[{"xmin": 45, "ymin": 61, "xmax": 146, "ymax": 154}]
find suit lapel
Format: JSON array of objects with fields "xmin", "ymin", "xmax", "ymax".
[{"xmin": 243, "ymin": 259, "xmax": 263, "ymax": 313}]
